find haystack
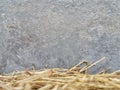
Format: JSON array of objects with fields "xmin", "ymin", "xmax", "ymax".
[{"xmin": 0, "ymin": 57, "xmax": 120, "ymax": 90}]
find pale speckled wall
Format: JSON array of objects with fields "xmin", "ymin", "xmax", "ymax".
[{"xmin": 0, "ymin": 0, "xmax": 120, "ymax": 73}]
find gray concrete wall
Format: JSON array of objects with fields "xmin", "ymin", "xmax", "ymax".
[{"xmin": 0, "ymin": 0, "xmax": 120, "ymax": 73}]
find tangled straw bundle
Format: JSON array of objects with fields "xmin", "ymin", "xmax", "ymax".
[{"xmin": 0, "ymin": 57, "xmax": 120, "ymax": 90}]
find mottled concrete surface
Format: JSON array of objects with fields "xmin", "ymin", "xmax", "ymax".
[{"xmin": 0, "ymin": 0, "xmax": 120, "ymax": 73}]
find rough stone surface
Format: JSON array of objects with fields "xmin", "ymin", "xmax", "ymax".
[{"xmin": 0, "ymin": 0, "xmax": 120, "ymax": 73}]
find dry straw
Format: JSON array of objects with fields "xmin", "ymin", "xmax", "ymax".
[{"xmin": 0, "ymin": 57, "xmax": 120, "ymax": 90}]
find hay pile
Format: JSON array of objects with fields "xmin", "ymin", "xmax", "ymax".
[{"xmin": 0, "ymin": 57, "xmax": 120, "ymax": 90}]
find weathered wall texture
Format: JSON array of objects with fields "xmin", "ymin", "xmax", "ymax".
[{"xmin": 0, "ymin": 0, "xmax": 120, "ymax": 73}]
